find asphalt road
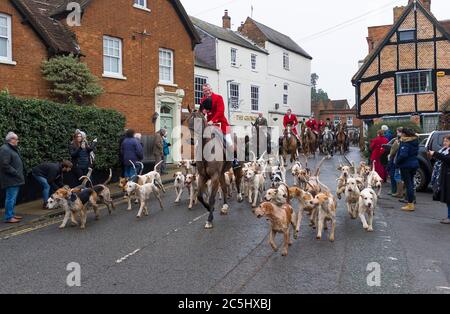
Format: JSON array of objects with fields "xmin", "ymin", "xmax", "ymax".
[{"xmin": 0, "ymin": 151, "xmax": 449, "ymax": 294}]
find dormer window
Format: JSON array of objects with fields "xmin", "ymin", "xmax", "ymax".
[{"xmin": 398, "ymin": 29, "xmax": 416, "ymax": 42}]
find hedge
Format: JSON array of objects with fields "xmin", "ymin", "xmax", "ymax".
[{"xmin": 0, "ymin": 93, "xmax": 126, "ymax": 172}]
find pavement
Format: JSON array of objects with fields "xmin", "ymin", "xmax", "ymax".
[
  {"xmin": 0, "ymin": 166, "xmax": 180, "ymax": 235},
  {"xmin": 0, "ymin": 148, "xmax": 449, "ymax": 294}
]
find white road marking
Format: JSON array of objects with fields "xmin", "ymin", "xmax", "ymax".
[
  {"xmin": 116, "ymin": 249, "xmax": 141, "ymax": 264},
  {"xmin": 388, "ymin": 257, "xmax": 398, "ymax": 261},
  {"xmin": 436, "ymin": 286, "xmax": 450, "ymax": 291}
]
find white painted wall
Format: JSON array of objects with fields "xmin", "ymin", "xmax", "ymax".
[
  {"xmin": 215, "ymin": 39, "xmax": 269, "ymax": 127},
  {"xmin": 194, "ymin": 66, "xmax": 219, "ymax": 100},
  {"xmin": 265, "ymin": 42, "xmax": 311, "ymax": 121}
]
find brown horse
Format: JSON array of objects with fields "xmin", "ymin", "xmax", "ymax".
[
  {"xmin": 282, "ymin": 124, "xmax": 298, "ymax": 164},
  {"xmin": 181, "ymin": 106, "xmax": 243, "ymax": 229},
  {"xmin": 303, "ymin": 127, "xmax": 317, "ymax": 158},
  {"xmin": 336, "ymin": 125, "xmax": 346, "ymax": 155}
]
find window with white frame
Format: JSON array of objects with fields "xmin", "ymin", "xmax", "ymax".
[
  {"xmin": 398, "ymin": 29, "xmax": 416, "ymax": 42},
  {"xmin": 251, "ymin": 86, "xmax": 259, "ymax": 111},
  {"xmin": 133, "ymin": 0, "xmax": 149, "ymax": 10},
  {"xmin": 0, "ymin": 14, "xmax": 13, "ymax": 63},
  {"xmin": 251, "ymin": 54, "xmax": 257, "ymax": 70},
  {"xmin": 283, "ymin": 52, "xmax": 290, "ymax": 70},
  {"xmin": 159, "ymin": 48, "xmax": 174, "ymax": 84},
  {"xmin": 347, "ymin": 116, "xmax": 353, "ymax": 126},
  {"xmin": 194, "ymin": 76, "xmax": 207, "ymax": 105},
  {"xmin": 396, "ymin": 70, "xmax": 432, "ymax": 95},
  {"xmin": 231, "ymin": 48, "xmax": 237, "ymax": 67},
  {"xmin": 103, "ymin": 36, "xmax": 123, "ymax": 77},
  {"xmin": 229, "ymin": 83, "xmax": 240, "ymax": 110},
  {"xmin": 283, "ymin": 83, "xmax": 289, "ymax": 105}
]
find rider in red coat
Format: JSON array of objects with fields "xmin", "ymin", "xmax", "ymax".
[
  {"xmin": 306, "ymin": 115, "xmax": 319, "ymax": 134},
  {"xmin": 283, "ymin": 109, "xmax": 300, "ymax": 140},
  {"xmin": 318, "ymin": 119, "xmax": 326, "ymax": 131},
  {"xmin": 200, "ymin": 92, "xmax": 230, "ymax": 135}
]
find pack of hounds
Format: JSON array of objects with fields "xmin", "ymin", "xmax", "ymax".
[{"xmin": 47, "ymin": 153, "xmax": 382, "ymax": 258}]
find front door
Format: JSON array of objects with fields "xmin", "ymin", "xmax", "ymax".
[{"xmin": 160, "ymin": 104, "xmax": 173, "ymax": 163}]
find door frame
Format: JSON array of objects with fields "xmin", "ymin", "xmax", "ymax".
[{"xmin": 155, "ymin": 86, "xmax": 185, "ymax": 163}]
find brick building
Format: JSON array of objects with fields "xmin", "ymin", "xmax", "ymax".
[
  {"xmin": 312, "ymin": 99, "xmax": 362, "ymax": 128},
  {"xmin": 0, "ymin": 0, "xmax": 200, "ymax": 162},
  {"xmin": 352, "ymin": 0, "xmax": 450, "ymax": 132}
]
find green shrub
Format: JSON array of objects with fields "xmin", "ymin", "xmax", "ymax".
[
  {"xmin": 0, "ymin": 94, "xmax": 125, "ymax": 172},
  {"xmin": 42, "ymin": 54, "xmax": 104, "ymax": 105}
]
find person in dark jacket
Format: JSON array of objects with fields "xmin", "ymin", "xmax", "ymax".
[
  {"xmin": 0, "ymin": 132, "xmax": 25, "ymax": 224},
  {"xmin": 69, "ymin": 130, "xmax": 97, "ymax": 183},
  {"xmin": 32, "ymin": 161, "xmax": 73, "ymax": 209},
  {"xmin": 121, "ymin": 129, "xmax": 144, "ymax": 178},
  {"xmin": 429, "ymin": 135, "xmax": 450, "ymax": 224},
  {"xmin": 395, "ymin": 128, "xmax": 419, "ymax": 212}
]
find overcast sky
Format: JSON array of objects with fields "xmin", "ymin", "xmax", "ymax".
[{"xmin": 181, "ymin": 0, "xmax": 449, "ymax": 106}]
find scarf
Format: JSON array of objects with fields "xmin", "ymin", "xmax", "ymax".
[{"xmin": 431, "ymin": 147, "xmax": 450, "ymax": 190}]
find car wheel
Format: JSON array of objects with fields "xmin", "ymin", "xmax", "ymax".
[{"xmin": 414, "ymin": 168, "xmax": 427, "ymax": 192}]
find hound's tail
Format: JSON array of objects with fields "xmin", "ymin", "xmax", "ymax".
[{"xmin": 103, "ymin": 169, "xmax": 113, "ymax": 186}]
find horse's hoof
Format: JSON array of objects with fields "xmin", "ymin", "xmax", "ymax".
[
  {"xmin": 205, "ymin": 222, "xmax": 213, "ymax": 229},
  {"xmin": 220, "ymin": 204, "xmax": 229, "ymax": 215}
]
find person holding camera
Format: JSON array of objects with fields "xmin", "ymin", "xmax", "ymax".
[
  {"xmin": 69, "ymin": 130, "xmax": 97, "ymax": 183},
  {"xmin": 429, "ymin": 135, "xmax": 450, "ymax": 225}
]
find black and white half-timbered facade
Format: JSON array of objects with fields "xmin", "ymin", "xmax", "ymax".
[{"xmin": 352, "ymin": 0, "xmax": 450, "ymax": 126}]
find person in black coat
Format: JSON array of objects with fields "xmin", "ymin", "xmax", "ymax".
[
  {"xmin": 32, "ymin": 161, "xmax": 73, "ymax": 209},
  {"xmin": 69, "ymin": 130, "xmax": 97, "ymax": 183},
  {"xmin": 429, "ymin": 135, "xmax": 450, "ymax": 225},
  {"xmin": 0, "ymin": 132, "xmax": 25, "ymax": 224}
]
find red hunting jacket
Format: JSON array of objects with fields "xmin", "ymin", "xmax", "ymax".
[
  {"xmin": 306, "ymin": 119, "xmax": 319, "ymax": 132},
  {"xmin": 283, "ymin": 114, "xmax": 299, "ymax": 128},
  {"xmin": 201, "ymin": 93, "xmax": 230, "ymax": 134}
]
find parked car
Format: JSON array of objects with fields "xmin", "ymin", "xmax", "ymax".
[{"xmin": 382, "ymin": 131, "xmax": 450, "ymax": 191}]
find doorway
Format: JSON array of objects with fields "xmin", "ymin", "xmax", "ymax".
[{"xmin": 160, "ymin": 104, "xmax": 173, "ymax": 163}]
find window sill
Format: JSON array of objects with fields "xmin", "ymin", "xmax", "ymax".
[
  {"xmin": 0, "ymin": 59, "xmax": 17, "ymax": 66},
  {"xmin": 158, "ymin": 82, "xmax": 178, "ymax": 88},
  {"xmin": 397, "ymin": 91, "xmax": 434, "ymax": 96},
  {"xmin": 133, "ymin": 4, "xmax": 151, "ymax": 12},
  {"xmin": 102, "ymin": 73, "xmax": 127, "ymax": 80}
]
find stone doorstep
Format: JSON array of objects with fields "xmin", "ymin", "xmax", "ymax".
[{"xmin": 0, "ymin": 167, "xmax": 179, "ymax": 234}]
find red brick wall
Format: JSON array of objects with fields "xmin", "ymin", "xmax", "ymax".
[
  {"xmin": 0, "ymin": 1, "xmax": 51, "ymax": 98},
  {"xmin": 70, "ymin": 0, "xmax": 195, "ymax": 134},
  {"xmin": 319, "ymin": 110, "xmax": 363, "ymax": 128}
]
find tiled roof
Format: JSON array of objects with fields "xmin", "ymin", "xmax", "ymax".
[
  {"xmin": 247, "ymin": 17, "xmax": 312, "ymax": 60},
  {"xmin": 190, "ymin": 16, "xmax": 268, "ymax": 54},
  {"xmin": 10, "ymin": 0, "xmax": 200, "ymax": 55},
  {"xmin": 11, "ymin": 0, "xmax": 80, "ymax": 54}
]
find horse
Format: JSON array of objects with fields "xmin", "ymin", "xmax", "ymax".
[
  {"xmin": 336, "ymin": 125, "xmax": 347, "ymax": 155},
  {"xmin": 303, "ymin": 127, "xmax": 317, "ymax": 159},
  {"xmin": 181, "ymin": 105, "xmax": 243, "ymax": 229},
  {"xmin": 282, "ymin": 124, "xmax": 298, "ymax": 164},
  {"xmin": 322, "ymin": 128, "xmax": 334, "ymax": 159}
]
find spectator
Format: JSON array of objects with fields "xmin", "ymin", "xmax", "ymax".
[
  {"xmin": 396, "ymin": 128, "xmax": 419, "ymax": 212},
  {"xmin": 429, "ymin": 135, "xmax": 450, "ymax": 224},
  {"xmin": 254, "ymin": 113, "xmax": 268, "ymax": 127},
  {"xmin": 32, "ymin": 160, "xmax": 73, "ymax": 209},
  {"xmin": 69, "ymin": 130, "xmax": 96, "ymax": 183},
  {"xmin": 153, "ymin": 129, "xmax": 165, "ymax": 168},
  {"xmin": 370, "ymin": 129, "xmax": 389, "ymax": 181},
  {"xmin": 161, "ymin": 132, "xmax": 171, "ymax": 175},
  {"xmin": 382, "ymin": 125, "xmax": 394, "ymax": 141},
  {"xmin": 121, "ymin": 129, "xmax": 144, "ymax": 178},
  {"xmin": 388, "ymin": 128, "xmax": 404, "ymax": 197},
  {"xmin": 0, "ymin": 132, "xmax": 25, "ymax": 224}
]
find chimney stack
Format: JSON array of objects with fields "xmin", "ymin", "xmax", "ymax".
[
  {"xmin": 421, "ymin": 0, "xmax": 431, "ymax": 11},
  {"xmin": 393, "ymin": 6, "xmax": 406, "ymax": 23},
  {"xmin": 222, "ymin": 10, "xmax": 231, "ymax": 29}
]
